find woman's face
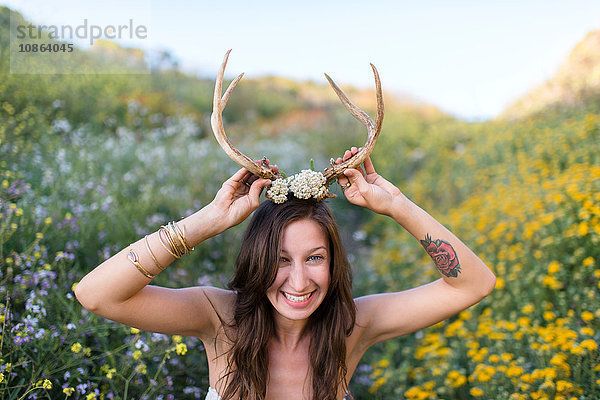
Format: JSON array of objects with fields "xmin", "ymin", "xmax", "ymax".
[{"xmin": 266, "ymin": 218, "xmax": 331, "ymax": 323}]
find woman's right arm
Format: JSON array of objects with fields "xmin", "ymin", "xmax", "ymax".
[{"xmin": 74, "ymin": 165, "xmax": 274, "ymax": 339}]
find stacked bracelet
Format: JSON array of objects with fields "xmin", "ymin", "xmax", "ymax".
[
  {"xmin": 158, "ymin": 221, "xmax": 193, "ymax": 259},
  {"xmin": 127, "ymin": 221, "xmax": 193, "ymax": 279}
]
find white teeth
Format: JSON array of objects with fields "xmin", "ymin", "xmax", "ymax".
[{"xmin": 283, "ymin": 292, "xmax": 311, "ymax": 302}]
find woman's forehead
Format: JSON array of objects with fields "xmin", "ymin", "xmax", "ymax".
[{"xmin": 281, "ymin": 219, "xmax": 329, "ymax": 251}]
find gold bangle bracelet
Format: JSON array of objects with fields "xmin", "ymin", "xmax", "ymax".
[
  {"xmin": 169, "ymin": 221, "xmax": 190, "ymax": 255},
  {"xmin": 167, "ymin": 222, "xmax": 186, "ymax": 254},
  {"xmin": 158, "ymin": 227, "xmax": 180, "ymax": 259},
  {"xmin": 164, "ymin": 225, "xmax": 183, "ymax": 257},
  {"xmin": 145, "ymin": 235, "xmax": 164, "ymax": 271},
  {"xmin": 127, "ymin": 249, "xmax": 155, "ymax": 279},
  {"xmin": 173, "ymin": 221, "xmax": 194, "ymax": 253}
]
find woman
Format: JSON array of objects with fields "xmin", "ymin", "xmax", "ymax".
[{"xmin": 74, "ymin": 148, "xmax": 496, "ymax": 400}]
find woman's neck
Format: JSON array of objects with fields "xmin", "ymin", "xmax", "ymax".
[{"xmin": 272, "ymin": 316, "xmax": 310, "ymax": 350}]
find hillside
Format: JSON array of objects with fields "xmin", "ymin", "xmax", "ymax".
[
  {"xmin": 0, "ymin": 6, "xmax": 447, "ymax": 142},
  {"xmin": 502, "ymin": 29, "xmax": 600, "ymax": 119}
]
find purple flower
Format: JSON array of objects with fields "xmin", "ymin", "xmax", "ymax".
[
  {"xmin": 7, "ymin": 180, "xmax": 30, "ymax": 197},
  {"xmin": 11, "ymin": 322, "xmax": 35, "ymax": 345},
  {"xmin": 76, "ymin": 383, "xmax": 88, "ymax": 394}
]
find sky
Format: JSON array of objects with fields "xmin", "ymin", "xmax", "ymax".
[{"xmin": 3, "ymin": 0, "xmax": 600, "ymax": 120}]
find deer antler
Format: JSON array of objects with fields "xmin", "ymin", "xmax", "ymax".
[
  {"xmin": 210, "ymin": 50, "xmax": 280, "ymax": 180},
  {"xmin": 321, "ymin": 64, "xmax": 384, "ymax": 185},
  {"xmin": 211, "ymin": 50, "xmax": 384, "ymax": 202}
]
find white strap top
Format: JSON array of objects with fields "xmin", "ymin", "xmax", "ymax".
[{"xmin": 205, "ymin": 387, "xmax": 220, "ymax": 400}]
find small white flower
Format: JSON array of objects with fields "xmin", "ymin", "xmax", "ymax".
[{"xmin": 267, "ymin": 170, "xmax": 328, "ymax": 203}]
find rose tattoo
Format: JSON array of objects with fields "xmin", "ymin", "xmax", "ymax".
[{"xmin": 420, "ymin": 234, "xmax": 461, "ymax": 278}]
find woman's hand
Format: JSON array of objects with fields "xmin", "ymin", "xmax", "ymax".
[
  {"xmin": 208, "ymin": 160, "xmax": 278, "ymax": 229},
  {"xmin": 335, "ymin": 147, "xmax": 403, "ymax": 217}
]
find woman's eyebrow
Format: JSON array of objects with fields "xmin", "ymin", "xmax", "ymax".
[{"xmin": 280, "ymin": 246, "xmax": 328, "ymax": 254}]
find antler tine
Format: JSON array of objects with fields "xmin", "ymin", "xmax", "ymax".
[
  {"xmin": 322, "ymin": 63, "xmax": 384, "ymax": 185},
  {"xmin": 211, "ymin": 50, "xmax": 278, "ymax": 180}
]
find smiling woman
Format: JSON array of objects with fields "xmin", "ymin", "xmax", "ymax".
[
  {"xmin": 74, "ymin": 55, "xmax": 496, "ymax": 400},
  {"xmin": 223, "ymin": 197, "xmax": 355, "ymax": 400}
]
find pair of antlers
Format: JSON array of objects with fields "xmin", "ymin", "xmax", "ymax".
[{"xmin": 210, "ymin": 50, "xmax": 384, "ymax": 187}]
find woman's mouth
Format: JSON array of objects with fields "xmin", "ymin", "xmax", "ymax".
[{"xmin": 281, "ymin": 291, "xmax": 315, "ymax": 307}]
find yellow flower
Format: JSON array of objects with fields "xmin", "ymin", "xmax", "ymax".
[
  {"xmin": 506, "ymin": 366, "xmax": 524, "ymax": 377},
  {"xmin": 459, "ymin": 310, "xmax": 472, "ymax": 320},
  {"xmin": 375, "ymin": 359, "xmax": 390, "ymax": 368},
  {"xmin": 579, "ymin": 221, "xmax": 589, "ymax": 236},
  {"xmin": 580, "ymin": 339, "xmax": 598, "ymax": 351},
  {"xmin": 86, "ymin": 393, "xmax": 97, "ymax": 400},
  {"xmin": 44, "ymin": 217, "xmax": 53, "ymax": 225},
  {"xmin": 543, "ymin": 311, "xmax": 555, "ymax": 321},
  {"xmin": 42, "ymin": 379, "xmax": 52, "ymax": 389},
  {"xmin": 133, "ymin": 350, "xmax": 142, "ymax": 360},
  {"xmin": 63, "ymin": 387, "xmax": 75, "ymax": 396},
  {"xmin": 548, "ymin": 261, "xmax": 560, "ymax": 274},
  {"xmin": 556, "ymin": 380, "xmax": 573, "ymax": 393},
  {"xmin": 495, "ymin": 277, "xmax": 505, "ymax": 289},
  {"xmin": 71, "ymin": 342, "xmax": 82, "ymax": 353},
  {"xmin": 172, "ymin": 335, "xmax": 182, "ymax": 343},
  {"xmin": 176, "ymin": 343, "xmax": 188, "ymax": 355},
  {"xmin": 522, "ymin": 304, "xmax": 534, "ymax": 314},
  {"xmin": 0, "ymin": 372, "xmax": 4, "ymax": 383},
  {"xmin": 550, "ymin": 353, "xmax": 567, "ymax": 365},
  {"xmin": 543, "ymin": 275, "xmax": 563, "ymax": 289},
  {"xmin": 371, "ymin": 377, "xmax": 387, "ymax": 393},
  {"xmin": 582, "ymin": 311, "xmax": 594, "ymax": 322},
  {"xmin": 16, "ymin": 208, "xmax": 23, "ymax": 217},
  {"xmin": 470, "ymin": 387, "xmax": 484, "ymax": 397},
  {"xmin": 130, "ymin": 327, "xmax": 140, "ymax": 334},
  {"xmin": 83, "ymin": 347, "xmax": 91, "ymax": 357},
  {"xmin": 135, "ymin": 362, "xmax": 147, "ymax": 374},
  {"xmin": 583, "ymin": 257, "xmax": 594, "ymax": 267},
  {"xmin": 489, "ymin": 355, "xmax": 500, "ymax": 363},
  {"xmin": 106, "ymin": 368, "xmax": 116, "ymax": 379},
  {"xmin": 581, "ymin": 327, "xmax": 594, "ymax": 336},
  {"xmin": 71, "ymin": 282, "xmax": 78, "ymax": 292}
]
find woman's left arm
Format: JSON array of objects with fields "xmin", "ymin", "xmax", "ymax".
[{"xmin": 337, "ymin": 148, "xmax": 496, "ymax": 347}]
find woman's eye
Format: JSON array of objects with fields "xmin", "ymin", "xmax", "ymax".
[
  {"xmin": 308, "ymin": 255, "xmax": 324, "ymax": 262},
  {"xmin": 279, "ymin": 257, "xmax": 290, "ymax": 263}
]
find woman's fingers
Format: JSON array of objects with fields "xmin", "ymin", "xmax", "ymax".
[
  {"xmin": 230, "ymin": 167, "xmax": 250, "ymax": 184},
  {"xmin": 335, "ymin": 146, "xmax": 360, "ymax": 164},
  {"xmin": 363, "ymin": 156, "xmax": 376, "ymax": 175}
]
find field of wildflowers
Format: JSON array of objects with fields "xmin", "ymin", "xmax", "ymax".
[
  {"xmin": 1, "ymin": 6, "xmax": 599, "ymax": 399},
  {"xmin": 353, "ymin": 112, "xmax": 600, "ymax": 399}
]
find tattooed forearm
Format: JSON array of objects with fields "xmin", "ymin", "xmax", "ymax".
[{"xmin": 420, "ymin": 233, "xmax": 461, "ymax": 278}]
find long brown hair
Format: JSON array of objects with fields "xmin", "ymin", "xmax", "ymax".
[{"xmin": 220, "ymin": 196, "xmax": 356, "ymax": 400}]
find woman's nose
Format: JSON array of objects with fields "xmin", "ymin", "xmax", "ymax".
[{"xmin": 288, "ymin": 264, "xmax": 310, "ymax": 292}]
